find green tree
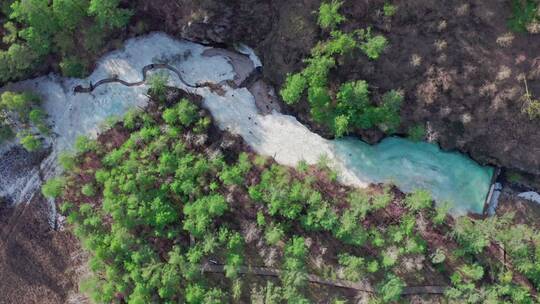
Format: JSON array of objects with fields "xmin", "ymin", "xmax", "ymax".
[
  {"xmin": 58, "ymin": 151, "xmax": 76, "ymax": 171},
  {"xmin": 176, "ymin": 99, "xmax": 198, "ymax": 127},
  {"xmin": 407, "ymin": 124, "xmax": 426, "ymax": 142},
  {"xmin": 88, "ymin": 0, "xmax": 132, "ymax": 29},
  {"xmin": 359, "ymin": 29, "xmax": 388, "ymax": 60},
  {"xmin": 338, "ymin": 253, "xmax": 364, "ymax": 281},
  {"xmin": 265, "ymin": 225, "xmax": 285, "ymax": 245},
  {"xmin": 81, "ymin": 183, "xmax": 96, "ymax": 197},
  {"xmin": 405, "ymin": 189, "xmax": 432, "ymax": 212},
  {"xmin": 60, "ymin": 56, "xmax": 86, "ymax": 78},
  {"xmin": 280, "ymin": 73, "xmax": 306, "ymax": 105},
  {"xmin": 378, "ymin": 274, "xmax": 405, "ymax": 302},
  {"xmin": 383, "ymin": 3, "xmax": 397, "ymax": 17},
  {"xmin": 42, "ymin": 177, "xmax": 65, "ymax": 198},
  {"xmin": 18, "ymin": 132, "xmax": 41, "ymax": 151},
  {"xmin": 148, "ymin": 72, "xmax": 169, "ymax": 100},
  {"xmin": 52, "ymin": 0, "xmax": 88, "ymax": 31},
  {"xmin": 183, "ymin": 194, "xmax": 228, "ymax": 237},
  {"xmin": 318, "ymin": 0, "xmax": 345, "ymax": 30}
]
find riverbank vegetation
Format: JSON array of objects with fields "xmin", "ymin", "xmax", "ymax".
[
  {"xmin": 48, "ymin": 87, "xmax": 540, "ymax": 303},
  {"xmin": 0, "ymin": 0, "xmax": 132, "ymax": 83},
  {"xmin": 280, "ymin": 1, "xmax": 402, "ymax": 138},
  {"xmin": 0, "ymin": 91, "xmax": 49, "ymax": 150},
  {"xmin": 509, "ymin": 0, "xmax": 540, "ymax": 32}
]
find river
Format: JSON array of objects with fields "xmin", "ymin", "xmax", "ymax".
[{"xmin": 0, "ymin": 32, "xmax": 494, "ymax": 215}]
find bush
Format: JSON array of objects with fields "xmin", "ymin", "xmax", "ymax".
[
  {"xmin": 176, "ymin": 99, "xmax": 198, "ymax": 127},
  {"xmin": 359, "ymin": 28, "xmax": 388, "ymax": 60},
  {"xmin": 148, "ymin": 72, "xmax": 169, "ymax": 99},
  {"xmin": 508, "ymin": 0, "xmax": 538, "ymax": 32},
  {"xmin": 18, "ymin": 132, "xmax": 41, "ymax": 151},
  {"xmin": 378, "ymin": 274, "xmax": 405, "ymax": 302},
  {"xmin": 279, "ymin": 3, "xmax": 398, "ymax": 138},
  {"xmin": 183, "ymin": 194, "xmax": 228, "ymax": 237},
  {"xmin": 0, "ymin": 123, "xmax": 14, "ymax": 143},
  {"xmin": 42, "ymin": 177, "xmax": 65, "ymax": 198},
  {"xmin": 338, "ymin": 253, "xmax": 364, "ymax": 281},
  {"xmin": 75, "ymin": 135, "xmax": 98, "ymax": 153},
  {"xmin": 58, "ymin": 152, "xmax": 76, "ymax": 171},
  {"xmin": 318, "ymin": 0, "xmax": 345, "ymax": 30},
  {"xmin": 303, "ymin": 55, "xmax": 335, "ymax": 88},
  {"xmin": 383, "ymin": 3, "xmax": 397, "ymax": 17},
  {"xmin": 60, "ymin": 56, "xmax": 86, "ymax": 78},
  {"xmin": 88, "ymin": 0, "xmax": 133, "ymax": 29},
  {"xmin": 408, "ymin": 124, "xmax": 426, "ymax": 142},
  {"xmin": 81, "ymin": 183, "xmax": 96, "ymax": 197},
  {"xmin": 523, "ymin": 99, "xmax": 540, "ymax": 120},
  {"xmin": 405, "ymin": 189, "xmax": 432, "ymax": 212},
  {"xmin": 265, "ymin": 225, "xmax": 285, "ymax": 245},
  {"xmin": 280, "ymin": 73, "xmax": 307, "ymax": 105}
]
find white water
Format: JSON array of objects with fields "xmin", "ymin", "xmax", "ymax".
[
  {"xmin": 518, "ymin": 191, "xmax": 540, "ymax": 204},
  {"xmin": 0, "ymin": 32, "xmax": 494, "ymax": 215}
]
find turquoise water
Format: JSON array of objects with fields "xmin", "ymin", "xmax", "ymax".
[{"xmin": 333, "ymin": 137, "xmax": 494, "ymax": 214}]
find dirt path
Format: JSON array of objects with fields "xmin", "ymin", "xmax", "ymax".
[{"xmin": 201, "ymin": 264, "xmax": 447, "ymax": 295}]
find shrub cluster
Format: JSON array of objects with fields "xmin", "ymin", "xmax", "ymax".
[
  {"xmin": 0, "ymin": 0, "xmax": 132, "ymax": 82},
  {"xmin": 0, "ymin": 91, "xmax": 49, "ymax": 150},
  {"xmin": 280, "ymin": 1, "xmax": 400, "ymax": 137}
]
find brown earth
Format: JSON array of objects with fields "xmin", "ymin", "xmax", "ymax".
[
  {"xmin": 136, "ymin": 0, "xmax": 540, "ymax": 176},
  {"xmin": 0, "ymin": 196, "xmax": 85, "ymax": 304}
]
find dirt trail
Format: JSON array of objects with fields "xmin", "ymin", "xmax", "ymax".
[{"xmin": 202, "ymin": 264, "xmax": 447, "ymax": 295}]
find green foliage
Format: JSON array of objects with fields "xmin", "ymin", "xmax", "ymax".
[
  {"xmin": 281, "ymin": 236, "xmax": 309, "ymax": 303},
  {"xmin": 458, "ymin": 263, "xmax": 484, "ymax": 282},
  {"xmin": 358, "ymin": 28, "xmax": 388, "ymax": 60},
  {"xmin": 42, "ymin": 177, "xmax": 64, "ymax": 198},
  {"xmin": 75, "ymin": 135, "xmax": 98, "ymax": 153},
  {"xmin": 2, "ymin": 22, "xmax": 18, "ymax": 44},
  {"xmin": 18, "ymin": 131, "xmax": 41, "ymax": 151},
  {"xmin": 60, "ymin": 56, "xmax": 86, "ymax": 78},
  {"xmin": 280, "ymin": 4, "xmax": 399, "ymax": 137},
  {"xmin": 338, "ymin": 253, "xmax": 364, "ymax": 281},
  {"xmin": 508, "ymin": 0, "xmax": 538, "ymax": 32},
  {"xmin": 183, "ymin": 194, "xmax": 228, "ymax": 237},
  {"xmin": 383, "ymin": 3, "xmax": 397, "ymax": 17},
  {"xmin": 280, "ymin": 73, "xmax": 306, "ymax": 105},
  {"xmin": 314, "ymin": 31, "xmax": 357, "ymax": 56},
  {"xmin": 58, "ymin": 151, "xmax": 77, "ymax": 171},
  {"xmin": 177, "ymin": 99, "xmax": 199, "ymax": 127},
  {"xmin": 219, "ymin": 152, "xmax": 251, "ymax": 186},
  {"xmin": 507, "ymin": 171, "xmax": 524, "ymax": 184},
  {"xmin": 430, "ymin": 248, "xmax": 446, "ymax": 264},
  {"xmin": 81, "ymin": 183, "xmax": 97, "ymax": 197},
  {"xmin": 407, "ymin": 124, "xmax": 426, "ymax": 142},
  {"xmin": 52, "ymin": 0, "xmax": 88, "ymax": 31},
  {"xmin": 265, "ymin": 225, "xmax": 285, "ymax": 245},
  {"xmin": 524, "ymin": 98, "xmax": 540, "ymax": 120},
  {"xmin": 250, "ymin": 281, "xmax": 283, "ymax": 304},
  {"xmin": 0, "ymin": 123, "xmax": 14, "ymax": 143},
  {"xmin": 404, "ymin": 189, "xmax": 432, "ymax": 212},
  {"xmin": 452, "ymin": 216, "xmax": 511, "ymax": 255},
  {"xmin": 317, "ymin": 0, "xmax": 345, "ymax": 30},
  {"xmin": 377, "ymin": 274, "xmax": 404, "ymax": 302},
  {"xmin": 53, "ymin": 99, "xmax": 538, "ymax": 302},
  {"xmin": 88, "ymin": 0, "xmax": 132, "ymax": 29},
  {"xmin": 0, "ymin": 0, "xmax": 132, "ymax": 83},
  {"xmin": 1, "ymin": 91, "xmax": 40, "ymax": 121},
  {"xmin": 148, "ymin": 72, "xmax": 169, "ymax": 100}
]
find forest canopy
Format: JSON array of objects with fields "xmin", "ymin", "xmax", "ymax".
[{"xmin": 0, "ymin": 0, "xmax": 132, "ymax": 82}]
